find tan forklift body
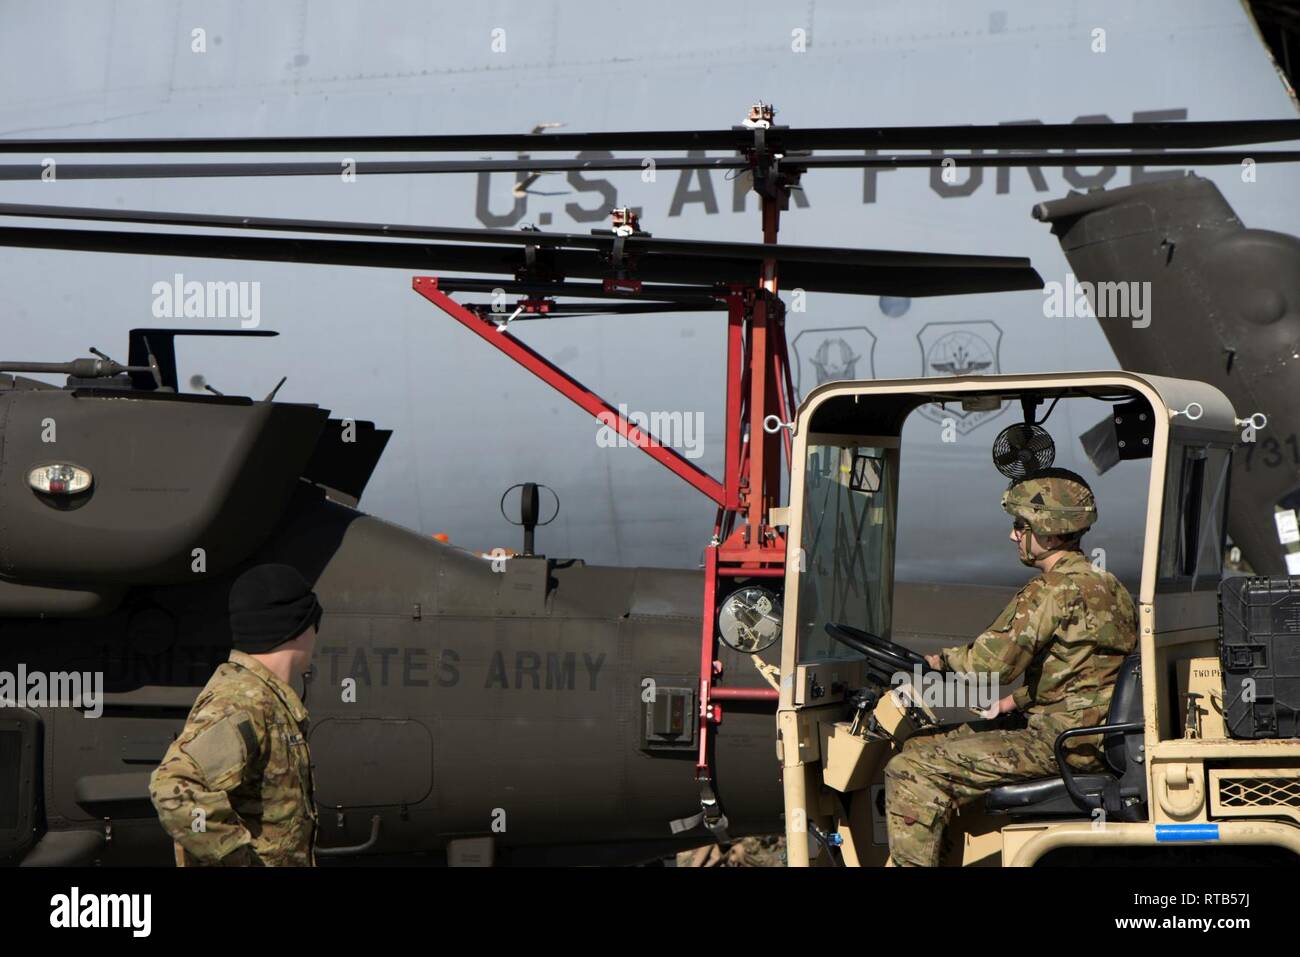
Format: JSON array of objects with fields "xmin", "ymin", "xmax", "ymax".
[{"xmin": 774, "ymin": 371, "xmax": 1300, "ymax": 867}]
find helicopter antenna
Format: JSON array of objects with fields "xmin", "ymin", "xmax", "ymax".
[
  {"xmin": 138, "ymin": 335, "xmax": 167, "ymax": 391},
  {"xmin": 264, "ymin": 376, "xmax": 287, "ymax": 401},
  {"xmin": 500, "ymin": 482, "xmax": 560, "ymax": 556}
]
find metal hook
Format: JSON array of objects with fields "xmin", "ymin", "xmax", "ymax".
[
  {"xmin": 763, "ymin": 415, "xmax": 793, "ymax": 435},
  {"xmin": 1170, "ymin": 402, "xmax": 1204, "ymax": 422}
]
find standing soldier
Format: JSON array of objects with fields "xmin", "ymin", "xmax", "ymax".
[
  {"xmin": 884, "ymin": 469, "xmax": 1137, "ymax": 867},
  {"xmin": 150, "ymin": 564, "xmax": 322, "ymax": 866}
]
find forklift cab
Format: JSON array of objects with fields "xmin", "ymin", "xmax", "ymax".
[{"xmin": 775, "ymin": 371, "xmax": 1300, "ymax": 866}]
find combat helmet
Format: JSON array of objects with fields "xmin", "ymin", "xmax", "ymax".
[{"xmin": 1001, "ymin": 467, "xmax": 1097, "ymax": 537}]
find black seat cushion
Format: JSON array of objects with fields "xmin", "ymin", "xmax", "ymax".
[{"xmin": 985, "ymin": 775, "xmax": 1112, "ymax": 816}]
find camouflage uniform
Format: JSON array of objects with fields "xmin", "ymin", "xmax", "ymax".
[
  {"xmin": 884, "ymin": 471, "xmax": 1137, "ymax": 866},
  {"xmin": 150, "ymin": 649, "xmax": 318, "ymax": 866}
]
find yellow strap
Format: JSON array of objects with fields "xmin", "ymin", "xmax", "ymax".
[{"xmin": 749, "ymin": 655, "xmax": 781, "ymax": 692}]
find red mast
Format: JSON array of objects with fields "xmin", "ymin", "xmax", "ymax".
[{"xmin": 413, "ymin": 103, "xmax": 799, "ymax": 842}]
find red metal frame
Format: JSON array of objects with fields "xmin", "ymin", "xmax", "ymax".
[
  {"xmin": 412, "ymin": 114, "xmax": 797, "ymax": 836},
  {"xmin": 413, "ymin": 276, "xmax": 725, "ymax": 506}
]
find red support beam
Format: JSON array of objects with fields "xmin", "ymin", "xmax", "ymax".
[
  {"xmin": 771, "ymin": 323, "xmax": 792, "ymax": 470},
  {"xmin": 414, "ymin": 118, "xmax": 802, "ymax": 838},
  {"xmin": 764, "ymin": 311, "xmax": 783, "ymax": 513},
  {"xmin": 413, "ymin": 276, "xmax": 725, "ymax": 506},
  {"xmin": 697, "ymin": 544, "xmax": 719, "ymax": 774},
  {"xmin": 722, "ymin": 294, "xmax": 745, "ymax": 511},
  {"xmin": 746, "ymin": 299, "xmax": 769, "ymax": 540},
  {"xmin": 710, "ymin": 687, "xmax": 779, "ymax": 701},
  {"xmin": 717, "ymin": 566, "xmax": 784, "ymax": 577}
]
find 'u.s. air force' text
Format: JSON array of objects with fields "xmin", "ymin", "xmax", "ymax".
[
  {"xmin": 475, "ymin": 108, "xmax": 1191, "ymax": 227},
  {"xmin": 317, "ymin": 646, "xmax": 606, "ymax": 691}
]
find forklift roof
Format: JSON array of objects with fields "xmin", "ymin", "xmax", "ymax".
[{"xmin": 798, "ymin": 371, "xmax": 1240, "ymax": 447}]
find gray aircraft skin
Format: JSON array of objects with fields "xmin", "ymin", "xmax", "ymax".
[
  {"xmin": 1, "ymin": 1, "xmax": 1300, "ymax": 866},
  {"xmin": 1, "ymin": 0, "xmax": 1297, "ymax": 588},
  {"xmin": 1036, "ymin": 175, "xmax": 1300, "ymax": 579}
]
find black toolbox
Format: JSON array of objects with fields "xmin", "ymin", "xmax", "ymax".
[{"xmin": 1219, "ymin": 576, "xmax": 1300, "ymax": 738}]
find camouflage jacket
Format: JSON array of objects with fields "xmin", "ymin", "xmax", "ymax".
[
  {"xmin": 149, "ymin": 650, "xmax": 318, "ymax": 866},
  {"xmin": 940, "ymin": 551, "xmax": 1137, "ymax": 735}
]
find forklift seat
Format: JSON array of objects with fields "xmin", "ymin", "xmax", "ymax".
[{"xmin": 984, "ymin": 652, "xmax": 1147, "ymax": 821}]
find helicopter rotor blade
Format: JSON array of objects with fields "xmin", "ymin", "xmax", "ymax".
[
  {"xmin": 0, "ymin": 156, "xmax": 745, "ymax": 181},
  {"xmin": 3, "ymin": 148, "xmax": 1300, "ymax": 181},
  {"xmin": 1, "ymin": 118, "xmax": 1298, "ymax": 154},
  {"xmin": 0, "ymin": 224, "xmax": 1043, "ymax": 297},
  {"xmin": 794, "ymin": 149, "xmax": 1300, "ymax": 169},
  {"xmin": 375, "ymin": 277, "xmax": 728, "ymax": 303},
  {"xmin": 0, "ymin": 202, "xmax": 1034, "ymax": 270},
  {"xmin": 466, "ymin": 302, "xmax": 728, "ymax": 318}
]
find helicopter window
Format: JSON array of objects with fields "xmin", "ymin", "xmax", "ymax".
[
  {"xmin": 797, "ymin": 437, "xmax": 896, "ymax": 660},
  {"xmin": 1159, "ymin": 443, "xmax": 1231, "ymax": 587}
]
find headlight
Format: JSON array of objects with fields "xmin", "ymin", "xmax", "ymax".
[{"xmin": 29, "ymin": 463, "xmax": 93, "ymax": 496}]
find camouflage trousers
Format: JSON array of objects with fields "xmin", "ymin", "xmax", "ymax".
[{"xmin": 883, "ymin": 718, "xmax": 1103, "ymax": 867}]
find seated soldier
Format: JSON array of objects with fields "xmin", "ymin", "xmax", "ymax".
[{"xmin": 884, "ymin": 468, "xmax": 1137, "ymax": 866}]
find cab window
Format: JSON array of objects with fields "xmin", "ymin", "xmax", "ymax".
[
  {"xmin": 797, "ymin": 437, "xmax": 896, "ymax": 659},
  {"xmin": 1158, "ymin": 443, "xmax": 1231, "ymax": 587}
]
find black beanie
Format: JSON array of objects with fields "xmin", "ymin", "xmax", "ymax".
[{"xmin": 229, "ymin": 564, "xmax": 323, "ymax": 654}]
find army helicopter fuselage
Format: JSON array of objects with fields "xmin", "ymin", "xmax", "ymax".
[{"xmin": 0, "ymin": 341, "xmax": 784, "ymax": 866}]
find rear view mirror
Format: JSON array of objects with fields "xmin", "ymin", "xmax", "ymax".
[{"xmin": 849, "ymin": 451, "xmax": 883, "ymax": 493}]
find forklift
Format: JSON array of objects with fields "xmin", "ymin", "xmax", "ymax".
[{"xmin": 773, "ymin": 371, "xmax": 1300, "ymax": 866}]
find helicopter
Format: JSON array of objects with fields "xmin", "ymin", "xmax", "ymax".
[
  {"xmin": 1, "ymin": 105, "xmax": 1299, "ymax": 866},
  {"xmin": 1034, "ymin": 173, "xmax": 1300, "ymax": 579}
]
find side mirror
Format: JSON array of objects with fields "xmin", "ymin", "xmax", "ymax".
[{"xmin": 849, "ymin": 451, "xmax": 883, "ymax": 493}]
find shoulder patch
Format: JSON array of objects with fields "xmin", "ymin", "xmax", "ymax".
[{"xmin": 180, "ymin": 713, "xmax": 257, "ymax": 791}]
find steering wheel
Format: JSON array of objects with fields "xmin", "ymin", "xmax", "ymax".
[
  {"xmin": 825, "ymin": 623, "xmax": 946, "ymax": 728},
  {"xmin": 824, "ymin": 623, "xmax": 944, "ymax": 678}
]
